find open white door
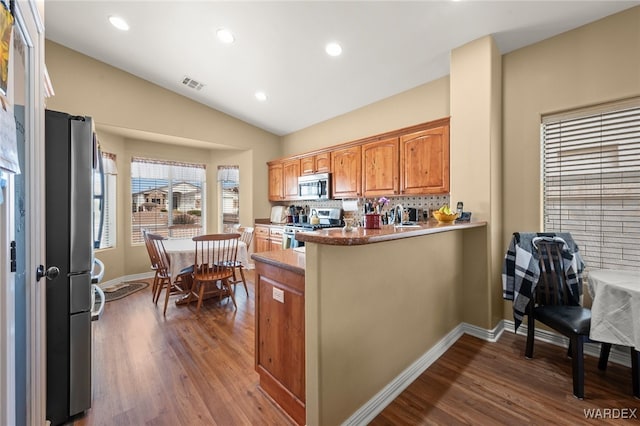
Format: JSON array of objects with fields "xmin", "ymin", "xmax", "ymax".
[{"xmin": 0, "ymin": 1, "xmax": 46, "ymax": 425}]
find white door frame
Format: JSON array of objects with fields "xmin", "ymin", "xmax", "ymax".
[
  {"xmin": 21, "ymin": 1, "xmax": 47, "ymax": 424},
  {"xmin": 0, "ymin": 172, "xmax": 17, "ymax": 426},
  {"xmin": 0, "ymin": 1, "xmax": 47, "ymax": 425}
]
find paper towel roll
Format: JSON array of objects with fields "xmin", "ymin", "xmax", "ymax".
[{"xmin": 342, "ymin": 199, "xmax": 359, "ymax": 212}]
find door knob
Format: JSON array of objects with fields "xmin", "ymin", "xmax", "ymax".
[{"xmin": 36, "ymin": 265, "xmax": 60, "ymax": 282}]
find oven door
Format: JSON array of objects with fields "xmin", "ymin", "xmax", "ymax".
[{"xmin": 283, "ymin": 229, "xmax": 303, "ymax": 249}]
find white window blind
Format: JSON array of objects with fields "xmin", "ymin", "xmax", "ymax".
[
  {"xmin": 218, "ymin": 166, "xmax": 239, "ymax": 225},
  {"xmin": 96, "ymin": 151, "xmax": 117, "ymax": 249},
  {"xmin": 542, "ymin": 98, "xmax": 640, "ymax": 271},
  {"xmin": 131, "ymin": 157, "xmax": 206, "ymax": 243}
]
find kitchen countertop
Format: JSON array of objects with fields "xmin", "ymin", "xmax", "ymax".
[
  {"xmin": 254, "ymin": 219, "xmax": 287, "ymax": 227},
  {"xmin": 251, "ymin": 248, "xmax": 306, "ymax": 274},
  {"xmin": 295, "ymin": 219, "xmax": 487, "ymax": 246}
]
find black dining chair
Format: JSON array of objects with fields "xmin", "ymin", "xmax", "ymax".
[{"xmin": 525, "ymin": 238, "xmax": 611, "ymax": 399}]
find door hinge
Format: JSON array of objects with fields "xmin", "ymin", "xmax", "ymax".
[{"xmin": 10, "ymin": 240, "xmax": 16, "ymax": 272}]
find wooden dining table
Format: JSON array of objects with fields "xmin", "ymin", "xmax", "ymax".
[
  {"xmin": 163, "ymin": 237, "xmax": 248, "ymax": 305},
  {"xmin": 588, "ymin": 268, "xmax": 640, "ymax": 397}
]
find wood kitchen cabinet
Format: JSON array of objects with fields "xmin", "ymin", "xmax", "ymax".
[
  {"xmin": 269, "ymin": 160, "xmax": 300, "ymax": 201},
  {"xmin": 268, "ymin": 162, "xmax": 284, "ymax": 201},
  {"xmin": 254, "ymin": 252, "xmax": 306, "ymax": 425},
  {"xmin": 255, "ymin": 225, "xmax": 271, "ymax": 253},
  {"xmin": 255, "ymin": 224, "xmax": 284, "ymax": 253},
  {"xmin": 283, "ymin": 159, "xmax": 301, "ymax": 200},
  {"xmin": 300, "ymin": 152, "xmax": 331, "ymax": 175},
  {"xmin": 269, "ymin": 117, "xmax": 450, "ymax": 200},
  {"xmin": 362, "ymin": 137, "xmax": 399, "ymax": 197},
  {"xmin": 269, "ymin": 226, "xmax": 284, "ymax": 251},
  {"xmin": 400, "ymin": 124, "xmax": 450, "ymax": 194},
  {"xmin": 331, "ymin": 145, "xmax": 362, "ymax": 199}
]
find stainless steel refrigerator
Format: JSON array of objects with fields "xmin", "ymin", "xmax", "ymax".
[{"xmin": 45, "ymin": 110, "xmax": 98, "ymax": 425}]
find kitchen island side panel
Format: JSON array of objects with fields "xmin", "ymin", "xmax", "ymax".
[{"xmin": 253, "ymin": 252, "xmax": 306, "ymax": 426}]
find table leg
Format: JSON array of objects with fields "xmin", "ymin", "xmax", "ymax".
[
  {"xmin": 598, "ymin": 343, "xmax": 612, "ymax": 371},
  {"xmin": 632, "ymin": 347, "xmax": 639, "ymax": 398},
  {"xmin": 174, "ymin": 280, "xmax": 230, "ymax": 306}
]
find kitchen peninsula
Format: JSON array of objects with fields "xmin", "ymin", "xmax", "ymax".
[{"xmin": 252, "ymin": 219, "xmax": 488, "ymax": 426}]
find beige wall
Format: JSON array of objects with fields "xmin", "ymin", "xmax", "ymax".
[
  {"xmin": 44, "ymin": 40, "xmax": 282, "ymax": 281},
  {"xmin": 281, "ymin": 76, "xmax": 450, "ymax": 156},
  {"xmin": 450, "ymin": 36, "xmax": 503, "ymax": 329},
  {"xmin": 305, "ymin": 230, "xmax": 465, "ymax": 426},
  {"xmin": 502, "ymin": 6, "xmax": 640, "ymax": 318}
]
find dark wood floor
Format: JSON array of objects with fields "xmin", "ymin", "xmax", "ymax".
[{"xmin": 77, "ymin": 271, "xmax": 639, "ymax": 425}]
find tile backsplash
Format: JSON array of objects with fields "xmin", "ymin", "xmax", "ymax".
[{"xmin": 274, "ymin": 194, "xmax": 452, "ymax": 226}]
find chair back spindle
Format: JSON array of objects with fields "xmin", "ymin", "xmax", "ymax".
[
  {"xmin": 190, "ymin": 233, "xmax": 241, "ymax": 313},
  {"xmin": 534, "ymin": 241, "xmax": 577, "ymax": 307}
]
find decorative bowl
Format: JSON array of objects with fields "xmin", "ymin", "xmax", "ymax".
[{"xmin": 433, "ymin": 211, "xmax": 458, "ymax": 223}]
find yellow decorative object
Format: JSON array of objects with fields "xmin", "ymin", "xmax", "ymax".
[{"xmin": 433, "ymin": 210, "xmax": 458, "ymax": 223}]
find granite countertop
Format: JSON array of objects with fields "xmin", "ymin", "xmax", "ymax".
[
  {"xmin": 295, "ymin": 219, "xmax": 487, "ymax": 246},
  {"xmin": 251, "ymin": 247, "xmax": 306, "ymax": 274},
  {"xmin": 254, "ymin": 218, "xmax": 287, "ymax": 226}
]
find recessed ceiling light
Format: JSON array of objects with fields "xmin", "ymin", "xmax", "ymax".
[
  {"xmin": 255, "ymin": 91, "xmax": 267, "ymax": 102},
  {"xmin": 108, "ymin": 16, "xmax": 129, "ymax": 31},
  {"xmin": 216, "ymin": 28, "xmax": 235, "ymax": 44},
  {"xmin": 325, "ymin": 42, "xmax": 342, "ymax": 57}
]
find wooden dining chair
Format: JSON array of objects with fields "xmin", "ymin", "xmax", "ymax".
[
  {"xmin": 525, "ymin": 238, "xmax": 610, "ymax": 399},
  {"xmin": 146, "ymin": 232, "xmax": 193, "ymax": 315},
  {"xmin": 229, "ymin": 226, "xmax": 254, "ymax": 296},
  {"xmin": 142, "ymin": 229, "xmax": 162, "ymax": 301},
  {"xmin": 189, "ymin": 233, "xmax": 240, "ymax": 313}
]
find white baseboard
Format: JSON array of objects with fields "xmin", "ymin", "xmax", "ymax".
[
  {"xmin": 342, "ymin": 319, "xmax": 631, "ymax": 426},
  {"xmin": 343, "ymin": 321, "xmax": 503, "ymax": 426},
  {"xmin": 97, "ymin": 271, "xmax": 155, "ymax": 290},
  {"xmin": 98, "ymin": 266, "xmax": 256, "ymax": 290}
]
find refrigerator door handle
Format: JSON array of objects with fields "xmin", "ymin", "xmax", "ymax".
[{"xmin": 91, "ymin": 285, "xmax": 105, "ymax": 321}]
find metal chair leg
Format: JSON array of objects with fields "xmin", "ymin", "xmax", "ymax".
[
  {"xmin": 570, "ymin": 336, "xmax": 585, "ymax": 399},
  {"xmin": 631, "ymin": 347, "xmax": 639, "ymax": 398},
  {"xmin": 525, "ymin": 316, "xmax": 535, "ymax": 359}
]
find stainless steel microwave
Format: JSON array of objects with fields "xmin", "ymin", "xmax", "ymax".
[{"xmin": 298, "ymin": 173, "xmax": 331, "ymax": 200}]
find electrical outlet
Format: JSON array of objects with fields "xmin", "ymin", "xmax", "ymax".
[{"xmin": 272, "ymin": 287, "xmax": 285, "ymax": 303}]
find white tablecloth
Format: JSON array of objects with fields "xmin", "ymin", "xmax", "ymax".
[
  {"xmin": 588, "ymin": 269, "xmax": 640, "ymax": 349},
  {"xmin": 163, "ymin": 238, "xmax": 248, "ymax": 280}
]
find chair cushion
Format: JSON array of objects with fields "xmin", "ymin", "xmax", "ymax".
[
  {"xmin": 534, "ymin": 305, "xmax": 591, "ymax": 336},
  {"xmin": 178, "ymin": 265, "xmax": 194, "ymax": 276}
]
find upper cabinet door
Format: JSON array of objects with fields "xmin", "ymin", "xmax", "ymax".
[
  {"xmin": 282, "ymin": 159, "xmax": 300, "ymax": 200},
  {"xmin": 300, "ymin": 156, "xmax": 315, "ymax": 175},
  {"xmin": 400, "ymin": 125, "xmax": 450, "ymax": 195},
  {"xmin": 300, "ymin": 152, "xmax": 331, "ymax": 175},
  {"xmin": 362, "ymin": 137, "xmax": 399, "ymax": 197},
  {"xmin": 331, "ymin": 146, "xmax": 362, "ymax": 199},
  {"xmin": 314, "ymin": 152, "xmax": 331, "ymax": 173},
  {"xmin": 268, "ymin": 162, "xmax": 284, "ymax": 201}
]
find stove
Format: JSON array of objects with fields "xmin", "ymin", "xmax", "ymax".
[
  {"xmin": 283, "ymin": 207, "xmax": 343, "ymax": 248},
  {"xmin": 286, "ymin": 222, "xmax": 342, "ymax": 231},
  {"xmin": 284, "ymin": 207, "xmax": 343, "ymax": 231}
]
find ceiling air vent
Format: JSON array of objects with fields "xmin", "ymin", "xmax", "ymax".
[{"xmin": 181, "ymin": 76, "xmax": 205, "ymax": 91}]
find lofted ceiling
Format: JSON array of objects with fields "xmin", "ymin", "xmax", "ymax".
[{"xmin": 44, "ymin": 1, "xmax": 639, "ymax": 136}]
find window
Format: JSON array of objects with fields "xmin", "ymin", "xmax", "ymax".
[
  {"xmin": 542, "ymin": 98, "xmax": 640, "ymax": 270},
  {"xmin": 94, "ymin": 151, "xmax": 117, "ymax": 249},
  {"xmin": 218, "ymin": 166, "xmax": 239, "ymax": 227},
  {"xmin": 131, "ymin": 157, "xmax": 206, "ymax": 243}
]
